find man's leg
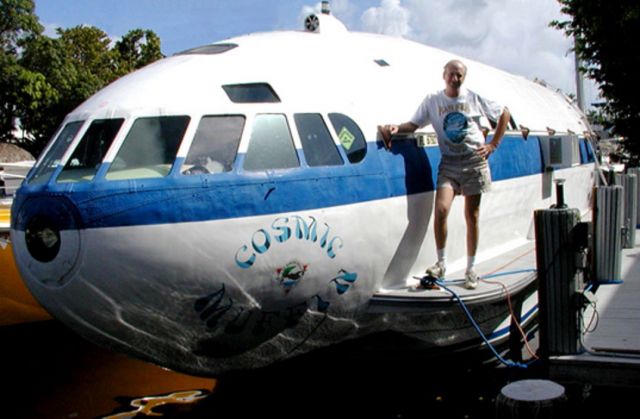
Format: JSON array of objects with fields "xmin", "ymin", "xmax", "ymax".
[
  {"xmin": 434, "ymin": 187, "xmax": 456, "ymax": 251},
  {"xmin": 463, "ymin": 193, "xmax": 482, "ymax": 289},
  {"xmin": 425, "ymin": 187, "xmax": 455, "ymax": 279},
  {"xmin": 464, "ymin": 193, "xmax": 482, "ymax": 257}
]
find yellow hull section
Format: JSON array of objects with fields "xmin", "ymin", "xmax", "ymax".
[{"xmin": 1, "ymin": 204, "xmax": 51, "ymax": 326}]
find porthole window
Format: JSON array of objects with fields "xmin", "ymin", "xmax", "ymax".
[
  {"xmin": 57, "ymin": 118, "xmax": 124, "ymax": 183},
  {"xmin": 106, "ymin": 116, "xmax": 190, "ymax": 180},
  {"xmin": 243, "ymin": 114, "xmax": 298, "ymax": 171},
  {"xmin": 294, "ymin": 113, "xmax": 343, "ymax": 167},
  {"xmin": 328, "ymin": 113, "xmax": 367, "ymax": 163},
  {"xmin": 182, "ymin": 115, "xmax": 245, "ymax": 175}
]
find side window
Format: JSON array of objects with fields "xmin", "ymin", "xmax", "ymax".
[
  {"xmin": 328, "ymin": 113, "xmax": 367, "ymax": 163},
  {"xmin": 294, "ymin": 113, "xmax": 343, "ymax": 167},
  {"xmin": 29, "ymin": 121, "xmax": 84, "ymax": 185},
  {"xmin": 182, "ymin": 115, "xmax": 245, "ymax": 175},
  {"xmin": 57, "ymin": 119, "xmax": 124, "ymax": 183},
  {"xmin": 243, "ymin": 114, "xmax": 299, "ymax": 171},
  {"xmin": 106, "ymin": 116, "xmax": 190, "ymax": 180}
]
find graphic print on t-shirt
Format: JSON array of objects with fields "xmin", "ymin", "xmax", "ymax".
[{"xmin": 443, "ymin": 112, "xmax": 469, "ymax": 144}]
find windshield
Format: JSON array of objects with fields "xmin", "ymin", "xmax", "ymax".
[{"xmin": 29, "ymin": 121, "xmax": 85, "ymax": 185}]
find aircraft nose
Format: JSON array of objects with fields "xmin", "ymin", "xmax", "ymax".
[{"xmin": 12, "ymin": 195, "xmax": 82, "ymax": 287}]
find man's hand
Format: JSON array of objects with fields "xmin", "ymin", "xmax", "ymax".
[
  {"xmin": 477, "ymin": 143, "xmax": 497, "ymax": 159},
  {"xmin": 378, "ymin": 125, "xmax": 398, "ymax": 150}
]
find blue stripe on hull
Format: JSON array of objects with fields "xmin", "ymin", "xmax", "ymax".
[{"xmin": 13, "ymin": 135, "xmax": 555, "ymax": 230}]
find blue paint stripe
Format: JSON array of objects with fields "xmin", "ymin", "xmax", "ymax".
[
  {"xmin": 579, "ymin": 138, "xmax": 596, "ymax": 164},
  {"xmin": 14, "ymin": 135, "xmax": 575, "ymax": 231}
]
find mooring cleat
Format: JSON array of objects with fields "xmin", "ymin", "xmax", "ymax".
[{"xmin": 416, "ymin": 275, "xmax": 441, "ymax": 290}]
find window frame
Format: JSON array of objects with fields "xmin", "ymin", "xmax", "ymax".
[
  {"xmin": 327, "ymin": 113, "xmax": 367, "ymax": 164},
  {"xmin": 28, "ymin": 120, "xmax": 86, "ymax": 185},
  {"xmin": 242, "ymin": 113, "xmax": 300, "ymax": 172},
  {"xmin": 56, "ymin": 118, "xmax": 125, "ymax": 183},
  {"xmin": 180, "ymin": 114, "xmax": 246, "ymax": 176},
  {"xmin": 104, "ymin": 115, "xmax": 191, "ymax": 181},
  {"xmin": 293, "ymin": 113, "xmax": 344, "ymax": 168}
]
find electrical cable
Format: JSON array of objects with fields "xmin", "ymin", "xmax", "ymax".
[{"xmin": 480, "ymin": 273, "xmax": 540, "ymax": 360}]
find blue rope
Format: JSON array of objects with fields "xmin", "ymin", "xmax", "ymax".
[
  {"xmin": 481, "ymin": 268, "xmax": 536, "ymax": 279},
  {"xmin": 435, "ymin": 277, "xmax": 537, "ymax": 369},
  {"xmin": 434, "ymin": 268, "xmax": 536, "ymax": 285}
]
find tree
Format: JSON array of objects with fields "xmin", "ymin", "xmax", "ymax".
[
  {"xmin": 0, "ymin": 0, "xmax": 42, "ymax": 143},
  {"xmin": 552, "ymin": 0, "xmax": 640, "ymax": 156},
  {"xmin": 0, "ymin": 1, "xmax": 164, "ymax": 156},
  {"xmin": 0, "ymin": 0, "xmax": 41, "ymax": 53},
  {"xmin": 115, "ymin": 29, "xmax": 163, "ymax": 75}
]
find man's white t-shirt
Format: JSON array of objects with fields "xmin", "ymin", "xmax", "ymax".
[{"xmin": 410, "ymin": 88, "xmax": 504, "ymax": 157}]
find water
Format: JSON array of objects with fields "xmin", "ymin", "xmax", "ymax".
[{"xmin": 0, "ymin": 321, "xmax": 634, "ymax": 418}]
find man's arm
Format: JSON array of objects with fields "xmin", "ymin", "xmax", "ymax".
[
  {"xmin": 477, "ymin": 107, "xmax": 510, "ymax": 159},
  {"xmin": 377, "ymin": 122, "xmax": 419, "ymax": 150}
]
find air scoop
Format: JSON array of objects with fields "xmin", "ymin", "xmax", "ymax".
[
  {"xmin": 11, "ymin": 195, "xmax": 82, "ymax": 287},
  {"xmin": 304, "ymin": 1, "xmax": 348, "ymax": 35}
]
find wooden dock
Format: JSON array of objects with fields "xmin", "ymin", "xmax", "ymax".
[{"xmin": 549, "ymin": 230, "xmax": 640, "ymax": 387}]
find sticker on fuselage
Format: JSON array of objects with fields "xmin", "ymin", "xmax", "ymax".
[{"xmin": 338, "ymin": 127, "xmax": 355, "ymax": 150}]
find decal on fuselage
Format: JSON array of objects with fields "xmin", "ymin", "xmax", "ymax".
[
  {"xmin": 234, "ymin": 215, "xmax": 343, "ymax": 269},
  {"xmin": 192, "ymin": 215, "xmax": 359, "ymax": 348}
]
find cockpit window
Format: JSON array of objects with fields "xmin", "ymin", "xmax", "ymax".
[
  {"xmin": 222, "ymin": 83, "xmax": 281, "ymax": 103},
  {"xmin": 243, "ymin": 114, "xmax": 299, "ymax": 171},
  {"xmin": 294, "ymin": 114, "xmax": 343, "ymax": 167},
  {"xmin": 328, "ymin": 113, "xmax": 367, "ymax": 163},
  {"xmin": 106, "ymin": 116, "xmax": 190, "ymax": 180},
  {"xmin": 29, "ymin": 121, "xmax": 84, "ymax": 185},
  {"xmin": 57, "ymin": 118, "xmax": 124, "ymax": 183},
  {"xmin": 182, "ymin": 115, "xmax": 245, "ymax": 175}
]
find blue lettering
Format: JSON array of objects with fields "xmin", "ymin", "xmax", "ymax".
[
  {"xmin": 235, "ymin": 245, "xmax": 256, "ymax": 269},
  {"xmin": 235, "ymin": 215, "xmax": 345, "ymax": 269},
  {"xmin": 327, "ymin": 236, "xmax": 343, "ymax": 258},
  {"xmin": 271, "ymin": 217, "xmax": 291, "ymax": 243},
  {"xmin": 252, "ymin": 229, "xmax": 271, "ymax": 254},
  {"xmin": 319, "ymin": 223, "xmax": 330, "ymax": 249},
  {"xmin": 293, "ymin": 215, "xmax": 318, "ymax": 241}
]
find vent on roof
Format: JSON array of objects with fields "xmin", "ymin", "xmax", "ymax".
[
  {"xmin": 176, "ymin": 43, "xmax": 238, "ymax": 55},
  {"xmin": 374, "ymin": 59, "xmax": 390, "ymax": 67},
  {"xmin": 222, "ymin": 83, "xmax": 281, "ymax": 103}
]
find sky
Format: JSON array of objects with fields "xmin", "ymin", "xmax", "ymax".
[{"xmin": 34, "ymin": 0, "xmax": 600, "ymax": 110}]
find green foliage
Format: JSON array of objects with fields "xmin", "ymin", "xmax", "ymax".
[
  {"xmin": 115, "ymin": 29, "xmax": 163, "ymax": 75},
  {"xmin": 0, "ymin": 1, "xmax": 164, "ymax": 156},
  {"xmin": 0, "ymin": 0, "xmax": 42, "ymax": 143},
  {"xmin": 0, "ymin": 0, "xmax": 42, "ymax": 52},
  {"xmin": 552, "ymin": 0, "xmax": 640, "ymax": 156}
]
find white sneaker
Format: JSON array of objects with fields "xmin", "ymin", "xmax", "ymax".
[
  {"xmin": 465, "ymin": 270, "xmax": 479, "ymax": 290},
  {"xmin": 425, "ymin": 261, "xmax": 446, "ymax": 279}
]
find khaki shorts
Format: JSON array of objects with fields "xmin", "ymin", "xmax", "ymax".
[{"xmin": 437, "ymin": 154, "xmax": 492, "ymax": 196}]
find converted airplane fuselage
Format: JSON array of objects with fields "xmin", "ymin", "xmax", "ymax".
[{"xmin": 10, "ymin": 13, "xmax": 595, "ymax": 375}]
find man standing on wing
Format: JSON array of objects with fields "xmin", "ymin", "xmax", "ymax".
[{"xmin": 379, "ymin": 59, "xmax": 510, "ymax": 289}]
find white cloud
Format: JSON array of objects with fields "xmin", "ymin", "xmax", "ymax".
[
  {"xmin": 361, "ymin": 0, "xmax": 411, "ymax": 38},
  {"xmin": 298, "ymin": 0, "xmax": 600, "ymax": 108}
]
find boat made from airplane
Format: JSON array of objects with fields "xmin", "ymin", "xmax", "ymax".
[{"xmin": 10, "ymin": 8, "xmax": 596, "ymax": 375}]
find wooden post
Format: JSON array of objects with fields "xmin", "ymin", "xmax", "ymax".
[{"xmin": 534, "ymin": 208, "xmax": 582, "ymax": 358}]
